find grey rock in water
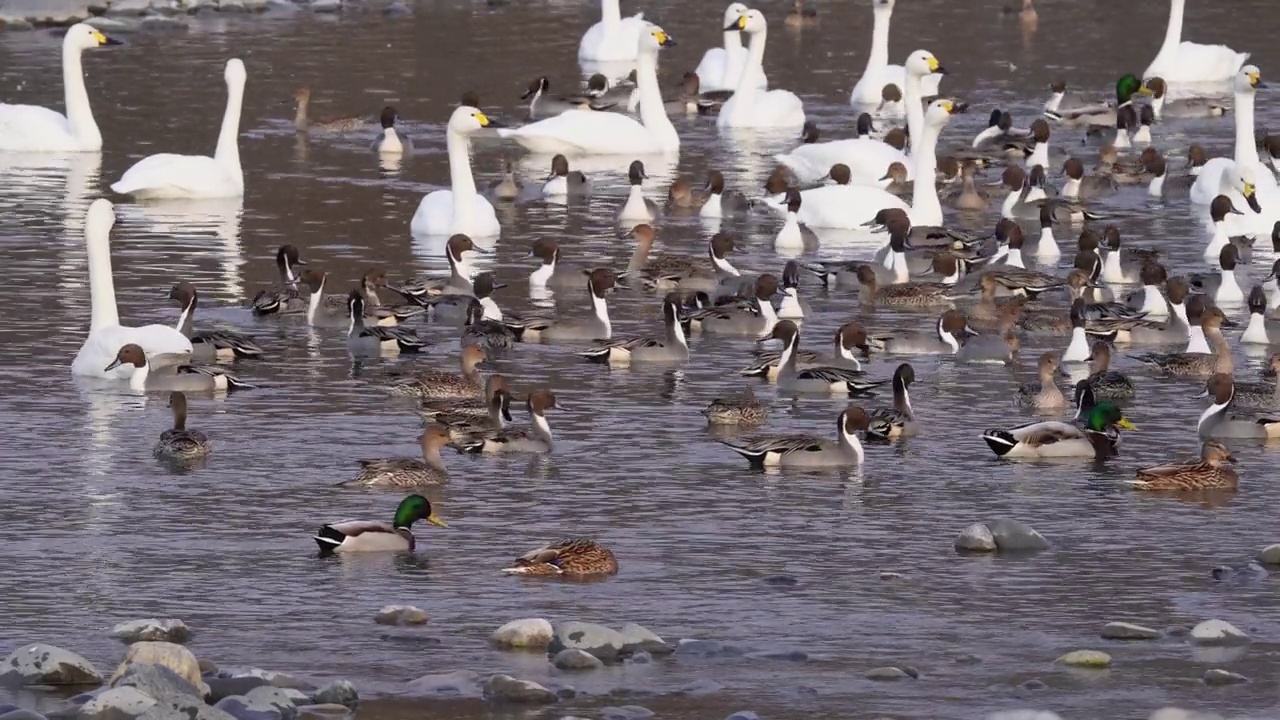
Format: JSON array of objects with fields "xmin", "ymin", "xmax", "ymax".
[
  {"xmin": 0, "ymin": 643, "xmax": 102, "ymax": 686},
  {"xmin": 1190, "ymin": 619, "xmax": 1250, "ymax": 645},
  {"xmin": 207, "ymin": 676, "xmax": 270, "ymax": 703},
  {"xmin": 954, "ymin": 523, "xmax": 997, "ymax": 552},
  {"xmin": 482, "ymin": 674, "xmax": 557, "ymax": 704},
  {"xmin": 762, "ymin": 575, "xmax": 799, "ymax": 586},
  {"xmin": 551, "ymin": 649, "xmax": 604, "ymax": 671},
  {"xmin": 1054, "ymin": 650, "xmax": 1110, "ymax": 668},
  {"xmin": 112, "ymin": 662, "xmax": 232, "ymax": 720},
  {"xmin": 0, "ymin": 711, "xmax": 48, "ymax": 720},
  {"xmin": 308, "ymin": 0, "xmax": 340, "ymax": 12},
  {"xmin": 746, "ymin": 649, "xmax": 808, "ymax": 662},
  {"xmin": 111, "ymin": 641, "xmax": 202, "ymax": 689},
  {"xmin": 295, "ymin": 704, "xmax": 352, "ymax": 720},
  {"xmin": 1100, "ymin": 622, "xmax": 1160, "ymax": 640},
  {"xmin": 625, "ymin": 651, "xmax": 652, "ymax": 665},
  {"xmin": 1020, "ymin": 678, "xmax": 1047, "ymax": 690},
  {"xmin": 79, "ymin": 686, "xmax": 158, "ymax": 718},
  {"xmin": 405, "ymin": 670, "xmax": 482, "ymax": 699},
  {"xmin": 725, "ymin": 714, "xmax": 760, "ymax": 720},
  {"xmin": 1258, "ymin": 543, "xmax": 1280, "ymax": 565},
  {"xmin": 987, "ymin": 519, "xmax": 1051, "ymax": 552},
  {"xmin": 216, "ymin": 685, "xmax": 299, "ymax": 720},
  {"xmin": 0, "ymin": 0, "xmax": 91, "ymax": 25},
  {"xmin": 1202, "ymin": 668, "xmax": 1249, "ymax": 686},
  {"xmin": 111, "ymin": 619, "xmax": 193, "ymax": 644},
  {"xmin": 310, "ymin": 680, "xmax": 356, "ymax": 709},
  {"xmin": 617, "ymin": 623, "xmax": 673, "ymax": 655},
  {"xmin": 547, "ymin": 622, "xmax": 626, "ymax": 661},
  {"xmin": 490, "ymin": 618, "xmax": 553, "ymax": 649},
  {"xmin": 374, "ymin": 605, "xmax": 427, "ymax": 626},
  {"xmin": 1211, "ymin": 562, "xmax": 1268, "ymax": 582},
  {"xmin": 864, "ymin": 666, "xmax": 914, "ymax": 681},
  {"xmin": 601, "ymin": 706, "xmax": 654, "ymax": 720}
]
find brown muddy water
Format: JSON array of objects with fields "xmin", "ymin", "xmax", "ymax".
[{"xmin": 2, "ymin": 0, "xmax": 1280, "ymax": 718}]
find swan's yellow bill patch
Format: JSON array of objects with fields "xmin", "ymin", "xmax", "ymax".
[
  {"xmin": 653, "ymin": 31, "xmax": 672, "ymax": 46},
  {"xmin": 1249, "ymin": 71, "xmax": 1262, "ymax": 86},
  {"xmin": 92, "ymin": 30, "xmax": 109, "ymax": 44},
  {"xmin": 474, "ymin": 112, "xmax": 490, "ymax": 127},
  {"xmin": 926, "ymin": 56, "xmax": 941, "ymax": 72},
  {"xmin": 1244, "ymin": 183, "xmax": 1257, "ymax": 196},
  {"xmin": 735, "ymin": 15, "xmax": 747, "ymax": 29},
  {"xmin": 939, "ymin": 100, "xmax": 955, "ymax": 113}
]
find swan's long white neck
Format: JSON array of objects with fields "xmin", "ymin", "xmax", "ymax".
[
  {"xmin": 904, "ymin": 71, "xmax": 925, "ymax": 156},
  {"xmin": 215, "ymin": 78, "xmax": 246, "ymax": 189},
  {"xmin": 600, "ymin": 0, "xmax": 621, "ymax": 27},
  {"xmin": 1233, "ymin": 87, "xmax": 1258, "ymax": 168},
  {"xmin": 86, "ymin": 218, "xmax": 120, "ymax": 332},
  {"xmin": 447, "ymin": 129, "xmax": 480, "ymax": 229},
  {"xmin": 910, "ymin": 118, "xmax": 943, "ymax": 226},
  {"xmin": 730, "ymin": 28, "xmax": 768, "ymax": 122},
  {"xmin": 62, "ymin": 41, "xmax": 100, "ymax": 149},
  {"xmin": 1156, "ymin": 0, "xmax": 1185, "ymax": 67},
  {"xmin": 636, "ymin": 47, "xmax": 679, "ymax": 150},
  {"xmin": 865, "ymin": 7, "xmax": 892, "ymax": 84}
]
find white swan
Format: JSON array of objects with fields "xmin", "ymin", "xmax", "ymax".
[
  {"xmin": 71, "ymin": 199, "xmax": 193, "ymax": 379},
  {"xmin": 410, "ymin": 106, "xmax": 501, "ymax": 237},
  {"xmin": 1189, "ymin": 67, "xmax": 1276, "ymax": 233},
  {"xmin": 775, "ymin": 50, "xmax": 944, "ymax": 184},
  {"xmin": 716, "ymin": 10, "xmax": 805, "ymax": 129},
  {"xmin": 1143, "ymin": 0, "xmax": 1248, "ymax": 89},
  {"xmin": 693, "ymin": 3, "xmax": 767, "ymax": 92},
  {"xmin": 848, "ymin": 0, "xmax": 943, "ymax": 112},
  {"xmin": 767, "ymin": 99, "xmax": 956, "ymax": 229},
  {"xmin": 110, "ymin": 59, "xmax": 246, "ymax": 199},
  {"xmin": 0, "ymin": 24, "xmax": 121, "ymax": 153},
  {"xmin": 498, "ymin": 27, "xmax": 679, "ymax": 155},
  {"xmin": 578, "ymin": 0, "xmax": 647, "ymax": 62}
]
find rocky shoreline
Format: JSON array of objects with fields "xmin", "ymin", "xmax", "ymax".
[{"xmin": 0, "ymin": 0, "xmax": 354, "ymax": 32}]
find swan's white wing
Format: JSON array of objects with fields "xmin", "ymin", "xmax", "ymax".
[
  {"xmin": 497, "ymin": 110, "xmax": 659, "ymax": 155},
  {"xmin": 73, "ymin": 324, "xmax": 194, "ymax": 379},
  {"xmin": 0, "ymin": 104, "xmax": 77, "ymax": 151},
  {"xmin": 1147, "ymin": 42, "xmax": 1249, "ymax": 87},
  {"xmin": 111, "ymin": 153, "xmax": 239, "ymax": 199},
  {"xmin": 719, "ymin": 90, "xmax": 805, "ymax": 129},
  {"xmin": 795, "ymin": 185, "xmax": 907, "ymax": 229},
  {"xmin": 776, "ymin": 138, "xmax": 909, "ymax": 185},
  {"xmin": 695, "ymin": 47, "xmax": 730, "ymax": 90},
  {"xmin": 578, "ymin": 14, "xmax": 646, "ymax": 61},
  {"xmin": 410, "ymin": 190, "xmax": 501, "ymax": 237}
]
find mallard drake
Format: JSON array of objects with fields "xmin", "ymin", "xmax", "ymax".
[
  {"xmin": 982, "ymin": 401, "xmax": 1136, "ymax": 459},
  {"xmin": 313, "ymin": 494, "xmax": 448, "ymax": 555},
  {"xmin": 1016, "ymin": 352, "xmax": 1069, "ymax": 409},
  {"xmin": 702, "ymin": 384, "xmax": 768, "ymax": 426},
  {"xmin": 866, "ymin": 363, "xmax": 917, "ymax": 439},
  {"xmin": 341, "ymin": 426, "xmax": 452, "ymax": 488},
  {"xmin": 1196, "ymin": 373, "xmax": 1280, "ymax": 440},
  {"xmin": 154, "ymin": 391, "xmax": 211, "ymax": 463},
  {"xmin": 1084, "ymin": 341, "xmax": 1136, "ymax": 400},
  {"xmin": 718, "ymin": 404, "xmax": 871, "ymax": 469},
  {"xmin": 500, "ymin": 538, "xmax": 619, "ymax": 578},
  {"xmin": 1128, "ymin": 440, "xmax": 1238, "ymax": 492}
]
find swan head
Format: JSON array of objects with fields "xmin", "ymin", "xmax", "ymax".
[
  {"xmin": 448, "ymin": 105, "xmax": 493, "ymax": 135},
  {"xmin": 725, "ymin": 9, "xmax": 767, "ymax": 33},
  {"xmin": 85, "ymin": 198, "xmax": 116, "ymax": 238},
  {"xmin": 640, "ymin": 25, "xmax": 677, "ymax": 53},
  {"xmin": 905, "ymin": 50, "xmax": 946, "ymax": 79},
  {"xmin": 224, "ymin": 58, "xmax": 247, "ymax": 88},
  {"xmin": 64, "ymin": 23, "xmax": 122, "ymax": 51},
  {"xmin": 722, "ymin": 2, "xmax": 749, "ymax": 25},
  {"xmin": 1235, "ymin": 65, "xmax": 1266, "ymax": 94},
  {"xmin": 1225, "ymin": 166, "xmax": 1263, "ymax": 213},
  {"xmin": 925, "ymin": 99, "xmax": 960, "ymax": 127}
]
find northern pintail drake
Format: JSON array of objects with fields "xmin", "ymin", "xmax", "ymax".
[
  {"xmin": 718, "ymin": 404, "xmax": 870, "ymax": 469},
  {"xmin": 372, "ymin": 106, "xmax": 413, "ymax": 155},
  {"xmin": 972, "ymin": 109, "xmax": 1032, "ymax": 151},
  {"xmin": 505, "ymin": 269, "xmax": 615, "ymax": 342},
  {"xmin": 1042, "ymin": 78, "xmax": 1113, "ymax": 119},
  {"xmin": 1209, "ymin": 244, "xmax": 1246, "ymax": 307},
  {"xmin": 1127, "ymin": 262, "xmax": 1171, "ymax": 319},
  {"xmin": 1128, "ymin": 440, "xmax": 1238, "ymax": 492},
  {"xmin": 982, "ymin": 400, "xmax": 1136, "ymax": 460},
  {"xmin": 688, "ymin": 274, "xmax": 779, "ymax": 337},
  {"xmin": 1099, "ymin": 227, "xmax": 1150, "ymax": 285},
  {"xmin": 107, "ymin": 344, "xmax": 254, "ymax": 393},
  {"xmin": 320, "ymin": 269, "xmax": 425, "ymax": 325},
  {"xmin": 871, "ymin": 309, "xmax": 976, "ymax": 355},
  {"xmin": 434, "ymin": 384, "xmax": 514, "ymax": 440},
  {"xmin": 501, "ymin": 538, "xmax": 619, "ymax": 578},
  {"xmin": 1241, "ymin": 285, "xmax": 1278, "ymax": 345},
  {"xmin": 1196, "ymin": 373, "xmax": 1280, "ymax": 440},
  {"xmin": 420, "ymin": 271, "xmax": 504, "ymax": 324},
  {"xmin": 300, "ymin": 269, "xmax": 401, "ymax": 328},
  {"xmin": 1084, "ymin": 341, "xmax": 1136, "ymax": 400},
  {"xmin": 627, "ymin": 226, "xmax": 741, "ymax": 293},
  {"xmin": 1203, "ymin": 195, "xmax": 1254, "ymax": 264},
  {"xmin": 1213, "ymin": 355, "xmax": 1280, "ymax": 411},
  {"xmin": 346, "ymin": 292, "xmax": 429, "ymax": 355},
  {"xmin": 765, "ymin": 321, "xmax": 884, "ymax": 397},
  {"xmin": 1033, "ymin": 206, "xmax": 1061, "ymax": 261},
  {"xmin": 383, "ymin": 347, "xmax": 488, "ymax": 401},
  {"xmin": 521, "ymin": 76, "xmax": 615, "ymax": 119},
  {"xmin": 250, "ymin": 244, "xmax": 308, "ymax": 316},
  {"xmin": 618, "ymin": 160, "xmax": 659, "ymax": 223},
  {"xmin": 856, "ymin": 264, "xmax": 961, "ymax": 307},
  {"xmin": 774, "ymin": 189, "xmax": 807, "ymax": 251},
  {"xmin": 702, "ymin": 384, "xmax": 768, "ymax": 426},
  {"xmin": 487, "ymin": 156, "xmax": 524, "ymax": 200},
  {"xmin": 314, "ymin": 494, "xmax": 447, "ymax": 555},
  {"xmin": 742, "ymin": 321, "xmax": 872, "ymax": 381},
  {"xmin": 390, "ymin": 233, "xmax": 479, "ymax": 300},
  {"xmin": 776, "ymin": 261, "xmax": 809, "ymax": 319},
  {"xmin": 700, "ymin": 170, "xmax": 753, "ymax": 219},
  {"xmin": 670, "ymin": 72, "xmax": 734, "ymax": 115},
  {"xmin": 978, "ymin": 261, "xmax": 1067, "ymax": 299},
  {"xmin": 419, "ymin": 375, "xmax": 512, "ymax": 423},
  {"xmin": 1016, "ymin": 352, "xmax": 1070, "ymax": 409},
  {"xmin": 459, "ymin": 389, "xmax": 562, "ymax": 455},
  {"xmin": 1132, "ymin": 306, "xmax": 1233, "ymax": 379},
  {"xmin": 341, "ymin": 426, "xmax": 452, "ymax": 488},
  {"xmin": 579, "ymin": 292, "xmax": 689, "ymax": 365},
  {"xmin": 168, "ymin": 282, "xmax": 264, "ymax": 361},
  {"xmin": 1062, "ymin": 157, "xmax": 1117, "ymax": 200},
  {"xmin": 541, "ymin": 154, "xmax": 591, "ymax": 197},
  {"xmin": 529, "ymin": 237, "xmax": 589, "ymax": 290},
  {"xmin": 462, "ymin": 299, "xmax": 517, "ymax": 351},
  {"xmin": 154, "ymin": 391, "xmax": 211, "ymax": 463},
  {"xmin": 866, "ymin": 363, "xmax": 917, "ymax": 439}
]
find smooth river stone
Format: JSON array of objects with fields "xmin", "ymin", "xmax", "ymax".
[
  {"xmin": 864, "ymin": 666, "xmax": 914, "ymax": 681},
  {"xmin": 374, "ymin": 605, "xmax": 427, "ymax": 626},
  {"xmin": 617, "ymin": 623, "xmax": 673, "ymax": 655},
  {"xmin": 551, "ymin": 649, "xmax": 604, "ymax": 671},
  {"xmin": 954, "ymin": 523, "xmax": 997, "ymax": 552},
  {"xmin": 405, "ymin": 670, "xmax": 482, "ymax": 699},
  {"xmin": 79, "ymin": 686, "xmax": 158, "ymax": 718},
  {"xmin": 1101, "ymin": 622, "xmax": 1160, "ymax": 640},
  {"xmin": 310, "ymin": 680, "xmax": 357, "ymax": 709},
  {"xmin": 547, "ymin": 622, "xmax": 626, "ymax": 661},
  {"xmin": 110, "ymin": 641, "xmax": 202, "ymax": 689},
  {"xmin": 1190, "ymin": 619, "xmax": 1250, "ymax": 645},
  {"xmin": 1202, "ymin": 669, "xmax": 1249, "ymax": 686},
  {"xmin": 0, "ymin": 643, "xmax": 102, "ymax": 686},
  {"xmin": 490, "ymin": 619, "xmax": 553, "ymax": 649},
  {"xmin": 1054, "ymin": 650, "xmax": 1111, "ymax": 668},
  {"xmin": 1257, "ymin": 543, "xmax": 1280, "ymax": 565},
  {"xmin": 987, "ymin": 519, "xmax": 1051, "ymax": 552},
  {"xmin": 482, "ymin": 674, "xmax": 557, "ymax": 704}
]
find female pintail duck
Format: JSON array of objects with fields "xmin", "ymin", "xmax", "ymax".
[
  {"xmin": 689, "ymin": 275, "xmax": 779, "ymax": 337},
  {"xmin": 776, "ymin": 261, "xmax": 809, "ymax": 319},
  {"xmin": 1196, "ymin": 373, "xmax": 1280, "ymax": 440},
  {"xmin": 383, "ymin": 346, "xmax": 488, "ymax": 400},
  {"xmin": 1211, "ymin": 355, "xmax": 1280, "ymax": 410},
  {"xmin": 700, "ymin": 170, "xmax": 753, "ymax": 219},
  {"xmin": 742, "ymin": 321, "xmax": 874, "ymax": 381},
  {"xmin": 251, "ymin": 245, "xmax": 308, "ymax": 316},
  {"xmin": 870, "ymin": 309, "xmax": 976, "ymax": 355},
  {"xmin": 299, "ymin": 269, "xmax": 400, "ymax": 328},
  {"xmin": 292, "ymin": 87, "xmax": 374, "ymax": 133},
  {"xmin": 459, "ymin": 389, "xmax": 563, "ymax": 455},
  {"xmin": 718, "ymin": 404, "xmax": 871, "ymax": 469},
  {"xmin": 1084, "ymin": 341, "xmax": 1136, "ymax": 400},
  {"xmin": 951, "ymin": 162, "xmax": 989, "ymax": 211},
  {"xmin": 978, "ymin": 259, "xmax": 1067, "ymax": 299},
  {"xmin": 319, "ymin": 269, "xmax": 424, "ymax": 325},
  {"xmin": 107, "ymin": 344, "xmax": 255, "ymax": 393},
  {"xmin": 1128, "ymin": 440, "xmax": 1239, "ymax": 492},
  {"xmin": 529, "ymin": 237, "xmax": 590, "ymax": 290},
  {"xmin": 785, "ymin": 0, "xmax": 817, "ymax": 27},
  {"xmin": 982, "ymin": 400, "xmax": 1136, "ymax": 459},
  {"xmin": 487, "ymin": 156, "xmax": 523, "ymax": 200},
  {"xmin": 346, "ymin": 292, "xmax": 429, "ymax": 355},
  {"xmin": 154, "ymin": 392, "xmax": 211, "ymax": 462},
  {"xmin": 1142, "ymin": 0, "xmax": 1248, "ymax": 87},
  {"xmin": 666, "ymin": 178, "xmax": 706, "ymax": 212},
  {"xmin": 1241, "ymin": 286, "xmax": 1279, "ymax": 345},
  {"xmin": 462, "ymin": 299, "xmax": 517, "ymax": 351},
  {"xmin": 1016, "ymin": 353, "xmax": 1069, "ymax": 409},
  {"xmin": 765, "ymin": 321, "xmax": 885, "ymax": 397},
  {"xmin": 866, "ymin": 363, "xmax": 917, "ymax": 439},
  {"xmin": 855, "ymin": 264, "xmax": 962, "ymax": 308},
  {"xmin": 372, "ymin": 106, "xmax": 412, "ymax": 154},
  {"xmin": 579, "ymin": 293, "xmax": 689, "ymax": 365},
  {"xmin": 314, "ymin": 494, "xmax": 447, "ymax": 555},
  {"xmin": 541, "ymin": 154, "xmax": 591, "ymax": 197},
  {"xmin": 504, "ymin": 269, "xmax": 615, "ymax": 342},
  {"xmin": 1132, "ymin": 306, "xmax": 1233, "ymax": 379},
  {"xmin": 389, "ymin": 234, "xmax": 479, "ymax": 300},
  {"xmin": 434, "ymin": 385, "xmax": 514, "ymax": 440},
  {"xmin": 1062, "ymin": 157, "xmax": 1117, "ymax": 200},
  {"xmin": 702, "ymin": 384, "xmax": 768, "ymax": 426},
  {"xmin": 501, "ymin": 538, "xmax": 619, "ymax": 578},
  {"xmin": 341, "ymin": 427, "xmax": 453, "ymax": 488},
  {"xmin": 618, "ymin": 160, "xmax": 659, "ymax": 223},
  {"xmin": 1204, "ymin": 196, "xmax": 1254, "ymax": 263},
  {"xmin": 168, "ymin": 282, "xmax": 263, "ymax": 361},
  {"xmin": 1042, "ymin": 78, "xmax": 1113, "ymax": 119},
  {"xmin": 419, "ymin": 272, "xmax": 505, "ymax": 324},
  {"xmin": 419, "ymin": 375, "xmax": 512, "ymax": 423}
]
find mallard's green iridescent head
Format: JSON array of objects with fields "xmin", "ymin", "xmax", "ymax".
[
  {"xmin": 1116, "ymin": 74, "xmax": 1151, "ymax": 104},
  {"xmin": 394, "ymin": 494, "xmax": 448, "ymax": 529},
  {"xmin": 1086, "ymin": 402, "xmax": 1137, "ymax": 432}
]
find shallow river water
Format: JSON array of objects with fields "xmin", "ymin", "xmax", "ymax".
[{"xmin": 1, "ymin": 0, "xmax": 1279, "ymax": 718}]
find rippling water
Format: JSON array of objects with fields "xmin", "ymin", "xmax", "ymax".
[{"xmin": 2, "ymin": 1, "xmax": 1279, "ymax": 717}]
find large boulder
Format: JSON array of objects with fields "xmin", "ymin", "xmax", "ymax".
[
  {"xmin": 110, "ymin": 619, "xmax": 192, "ymax": 644},
  {"xmin": 546, "ymin": 622, "xmax": 626, "ymax": 661},
  {"xmin": 79, "ymin": 686, "xmax": 158, "ymax": 718},
  {"xmin": 1190, "ymin": 619, "xmax": 1250, "ymax": 646},
  {"xmin": 490, "ymin": 619, "xmax": 553, "ymax": 649},
  {"xmin": 111, "ymin": 642, "xmax": 202, "ymax": 689},
  {"xmin": 112, "ymin": 662, "xmax": 233, "ymax": 720},
  {"xmin": 0, "ymin": 643, "xmax": 102, "ymax": 686},
  {"xmin": 617, "ymin": 624, "xmax": 672, "ymax": 655}
]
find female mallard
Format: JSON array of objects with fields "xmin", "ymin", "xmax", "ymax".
[
  {"xmin": 982, "ymin": 401, "xmax": 1136, "ymax": 459},
  {"xmin": 701, "ymin": 384, "xmax": 767, "ymax": 426},
  {"xmin": 313, "ymin": 494, "xmax": 447, "ymax": 555},
  {"xmin": 866, "ymin": 363, "xmax": 917, "ymax": 439},
  {"xmin": 154, "ymin": 391, "xmax": 211, "ymax": 462},
  {"xmin": 1128, "ymin": 440, "xmax": 1239, "ymax": 492},
  {"xmin": 340, "ymin": 427, "xmax": 452, "ymax": 488},
  {"xmin": 500, "ymin": 538, "xmax": 619, "ymax": 578}
]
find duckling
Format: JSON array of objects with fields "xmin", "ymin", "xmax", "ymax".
[
  {"xmin": 488, "ymin": 156, "xmax": 523, "ymax": 200},
  {"xmin": 541, "ymin": 154, "xmax": 591, "ymax": 197},
  {"xmin": 1084, "ymin": 341, "xmax": 1136, "ymax": 400},
  {"xmin": 250, "ymin": 245, "xmax": 308, "ymax": 316},
  {"xmin": 292, "ymin": 87, "xmax": 375, "ymax": 133},
  {"xmin": 313, "ymin": 494, "xmax": 447, "ymax": 555},
  {"xmin": 1143, "ymin": 77, "xmax": 1227, "ymax": 120},
  {"xmin": 1016, "ymin": 352, "xmax": 1069, "ymax": 409},
  {"xmin": 154, "ymin": 391, "xmax": 211, "ymax": 462},
  {"xmin": 702, "ymin": 384, "xmax": 768, "ymax": 426},
  {"xmin": 619, "ymin": 160, "xmax": 659, "ymax": 223},
  {"xmin": 866, "ymin": 363, "xmax": 918, "ymax": 439},
  {"xmin": 106, "ymin": 344, "xmax": 255, "ymax": 393},
  {"xmin": 785, "ymin": 0, "xmax": 817, "ymax": 27},
  {"xmin": 501, "ymin": 538, "xmax": 619, "ymax": 578},
  {"xmin": 168, "ymin": 282, "xmax": 264, "ymax": 361},
  {"xmin": 982, "ymin": 401, "xmax": 1136, "ymax": 459},
  {"xmin": 1130, "ymin": 440, "xmax": 1238, "ymax": 492},
  {"xmin": 371, "ymin": 106, "xmax": 412, "ymax": 154}
]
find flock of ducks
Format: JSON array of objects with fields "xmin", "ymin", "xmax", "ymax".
[{"xmin": 1, "ymin": 0, "xmax": 1274, "ymax": 571}]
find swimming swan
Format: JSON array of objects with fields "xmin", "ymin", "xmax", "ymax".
[
  {"xmin": 849, "ymin": 0, "xmax": 943, "ymax": 112},
  {"xmin": 72, "ymin": 199, "xmax": 193, "ymax": 379},
  {"xmin": 693, "ymin": 3, "xmax": 767, "ymax": 92},
  {"xmin": 498, "ymin": 27, "xmax": 679, "ymax": 155},
  {"xmin": 1189, "ymin": 67, "xmax": 1276, "ymax": 234},
  {"xmin": 776, "ymin": 49, "xmax": 945, "ymax": 184},
  {"xmin": 110, "ymin": 59, "xmax": 246, "ymax": 199},
  {"xmin": 410, "ymin": 106, "xmax": 501, "ymax": 237},
  {"xmin": 0, "ymin": 24, "xmax": 121, "ymax": 152},
  {"xmin": 716, "ymin": 10, "xmax": 805, "ymax": 129},
  {"xmin": 1142, "ymin": 0, "xmax": 1248, "ymax": 89},
  {"xmin": 578, "ymin": 0, "xmax": 647, "ymax": 62}
]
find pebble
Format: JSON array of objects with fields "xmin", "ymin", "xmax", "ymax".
[
  {"xmin": 0, "ymin": 643, "xmax": 102, "ymax": 686},
  {"xmin": 601, "ymin": 706, "xmax": 654, "ymax": 720},
  {"xmin": 547, "ymin": 621, "xmax": 627, "ymax": 661},
  {"xmin": 1258, "ymin": 543, "xmax": 1280, "ymax": 565},
  {"xmin": 987, "ymin": 518, "xmax": 1051, "ymax": 552},
  {"xmin": 1190, "ymin": 619, "xmax": 1250, "ymax": 645},
  {"xmin": 490, "ymin": 618, "xmax": 553, "ymax": 649},
  {"xmin": 864, "ymin": 666, "xmax": 914, "ymax": 681},
  {"xmin": 1202, "ymin": 668, "xmax": 1249, "ymax": 686},
  {"xmin": 482, "ymin": 674, "xmax": 557, "ymax": 704},
  {"xmin": 374, "ymin": 605, "xmax": 427, "ymax": 626},
  {"xmin": 310, "ymin": 680, "xmax": 357, "ymax": 709},
  {"xmin": 110, "ymin": 619, "xmax": 192, "ymax": 644},
  {"xmin": 551, "ymin": 649, "xmax": 604, "ymax": 671},
  {"xmin": 617, "ymin": 623, "xmax": 673, "ymax": 655},
  {"xmin": 1054, "ymin": 650, "xmax": 1111, "ymax": 668},
  {"xmin": 954, "ymin": 523, "xmax": 997, "ymax": 552},
  {"xmin": 1100, "ymin": 622, "xmax": 1160, "ymax": 640}
]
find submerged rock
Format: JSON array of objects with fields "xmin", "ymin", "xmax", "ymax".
[
  {"xmin": 547, "ymin": 622, "xmax": 626, "ymax": 661},
  {"xmin": 111, "ymin": 619, "xmax": 192, "ymax": 644},
  {"xmin": 1190, "ymin": 619, "xmax": 1250, "ymax": 645},
  {"xmin": 725, "ymin": 714, "xmax": 760, "ymax": 720},
  {"xmin": 864, "ymin": 666, "xmax": 914, "ymax": 681},
  {"xmin": 617, "ymin": 623, "xmax": 673, "ymax": 655},
  {"xmin": 1149, "ymin": 708, "xmax": 1226, "ymax": 720},
  {"xmin": 311, "ymin": 680, "xmax": 357, "ymax": 709},
  {"xmin": 111, "ymin": 641, "xmax": 202, "ymax": 689},
  {"xmin": 374, "ymin": 606, "xmax": 427, "ymax": 626},
  {"xmin": 1054, "ymin": 650, "xmax": 1111, "ymax": 668},
  {"xmin": 552, "ymin": 649, "xmax": 604, "ymax": 671},
  {"xmin": 674, "ymin": 639, "xmax": 727, "ymax": 658},
  {"xmin": 762, "ymin": 575, "xmax": 798, "ymax": 586},
  {"xmin": 1202, "ymin": 668, "xmax": 1249, "ymax": 686},
  {"xmin": 0, "ymin": 643, "xmax": 102, "ymax": 686},
  {"xmin": 1100, "ymin": 622, "xmax": 1160, "ymax": 640},
  {"xmin": 987, "ymin": 519, "xmax": 1051, "ymax": 552},
  {"xmin": 405, "ymin": 670, "xmax": 482, "ymax": 699},
  {"xmin": 1258, "ymin": 543, "xmax": 1280, "ymax": 565},
  {"xmin": 490, "ymin": 619, "xmax": 553, "ymax": 649},
  {"xmin": 954, "ymin": 523, "xmax": 997, "ymax": 552},
  {"xmin": 482, "ymin": 674, "xmax": 557, "ymax": 704}
]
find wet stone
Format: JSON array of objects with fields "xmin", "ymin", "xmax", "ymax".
[
  {"xmin": 617, "ymin": 623, "xmax": 672, "ymax": 655},
  {"xmin": 625, "ymin": 651, "xmax": 652, "ymax": 665},
  {"xmin": 954, "ymin": 523, "xmax": 997, "ymax": 552},
  {"xmin": 1101, "ymin": 622, "xmax": 1160, "ymax": 640},
  {"xmin": 1258, "ymin": 543, "xmax": 1280, "ymax": 565},
  {"xmin": 1202, "ymin": 669, "xmax": 1249, "ymax": 686},
  {"xmin": 482, "ymin": 674, "xmax": 556, "ymax": 704},
  {"xmin": 111, "ymin": 619, "xmax": 192, "ymax": 644},
  {"xmin": 0, "ymin": 644, "xmax": 101, "ymax": 686},
  {"xmin": 405, "ymin": 670, "xmax": 481, "ymax": 699},
  {"xmin": 762, "ymin": 575, "xmax": 798, "ymax": 586},
  {"xmin": 552, "ymin": 649, "xmax": 603, "ymax": 671},
  {"xmin": 1020, "ymin": 679, "xmax": 1047, "ymax": 690},
  {"xmin": 725, "ymin": 714, "xmax": 760, "ymax": 720},
  {"xmin": 206, "ymin": 676, "xmax": 269, "ymax": 703},
  {"xmin": 79, "ymin": 686, "xmax": 157, "ymax": 718},
  {"xmin": 674, "ymin": 639, "xmax": 725, "ymax": 658},
  {"xmin": 310, "ymin": 680, "xmax": 357, "ymax": 709},
  {"xmin": 864, "ymin": 666, "xmax": 913, "ymax": 681},
  {"xmin": 674, "ymin": 678, "xmax": 722, "ymax": 696},
  {"xmin": 1190, "ymin": 619, "xmax": 1250, "ymax": 645},
  {"xmin": 374, "ymin": 605, "xmax": 427, "ymax": 626},
  {"xmin": 0, "ymin": 711, "xmax": 47, "ymax": 720},
  {"xmin": 547, "ymin": 622, "xmax": 626, "ymax": 661},
  {"xmin": 490, "ymin": 619, "xmax": 553, "ymax": 649},
  {"xmin": 987, "ymin": 519, "xmax": 1051, "ymax": 552},
  {"xmin": 601, "ymin": 706, "xmax": 654, "ymax": 720},
  {"xmin": 1054, "ymin": 650, "xmax": 1111, "ymax": 668}
]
